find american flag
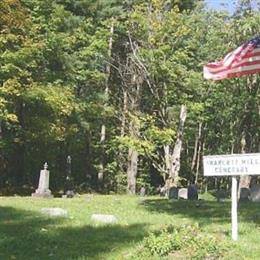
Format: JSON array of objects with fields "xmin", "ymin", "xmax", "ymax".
[{"xmin": 203, "ymin": 35, "xmax": 260, "ymax": 80}]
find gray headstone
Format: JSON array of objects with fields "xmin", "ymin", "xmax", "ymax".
[
  {"xmin": 159, "ymin": 186, "xmax": 167, "ymax": 197},
  {"xmin": 239, "ymin": 187, "xmax": 250, "ymax": 202},
  {"xmin": 216, "ymin": 189, "xmax": 226, "ymax": 202},
  {"xmin": 91, "ymin": 214, "xmax": 117, "ymax": 223},
  {"xmin": 140, "ymin": 187, "xmax": 146, "ymax": 196},
  {"xmin": 168, "ymin": 187, "xmax": 178, "ymax": 199},
  {"xmin": 178, "ymin": 188, "xmax": 188, "ymax": 200},
  {"xmin": 66, "ymin": 190, "xmax": 75, "ymax": 198},
  {"xmin": 250, "ymin": 184, "xmax": 260, "ymax": 202},
  {"xmin": 41, "ymin": 208, "xmax": 68, "ymax": 217},
  {"xmin": 32, "ymin": 163, "xmax": 53, "ymax": 198},
  {"xmin": 188, "ymin": 185, "xmax": 198, "ymax": 200}
]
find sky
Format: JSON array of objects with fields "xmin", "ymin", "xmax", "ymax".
[
  {"xmin": 206, "ymin": 0, "xmax": 236, "ymax": 13},
  {"xmin": 206, "ymin": 0, "xmax": 258, "ymax": 13}
]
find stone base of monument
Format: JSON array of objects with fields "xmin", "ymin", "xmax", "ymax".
[{"xmin": 32, "ymin": 190, "xmax": 53, "ymax": 198}]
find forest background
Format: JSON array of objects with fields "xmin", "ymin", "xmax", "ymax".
[{"xmin": 0, "ymin": 0, "xmax": 259, "ymax": 195}]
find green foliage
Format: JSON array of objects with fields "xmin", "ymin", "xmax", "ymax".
[
  {"xmin": 142, "ymin": 224, "xmax": 229, "ymax": 258},
  {"xmin": 144, "ymin": 226, "xmax": 181, "ymax": 256},
  {"xmin": 24, "ymin": 83, "xmax": 75, "ymax": 116},
  {"xmin": 118, "ymin": 135, "xmax": 155, "ymax": 155},
  {"xmin": 0, "ymin": 0, "xmax": 259, "ymax": 193},
  {"xmin": 145, "ymin": 126, "xmax": 175, "ymax": 146}
]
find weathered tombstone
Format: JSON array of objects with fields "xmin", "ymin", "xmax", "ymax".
[
  {"xmin": 188, "ymin": 184, "xmax": 198, "ymax": 200},
  {"xmin": 91, "ymin": 214, "xmax": 118, "ymax": 223},
  {"xmin": 159, "ymin": 186, "xmax": 167, "ymax": 197},
  {"xmin": 168, "ymin": 186, "xmax": 178, "ymax": 199},
  {"xmin": 63, "ymin": 155, "xmax": 74, "ymax": 198},
  {"xmin": 41, "ymin": 208, "xmax": 68, "ymax": 217},
  {"xmin": 239, "ymin": 187, "xmax": 250, "ymax": 202},
  {"xmin": 140, "ymin": 186, "xmax": 146, "ymax": 196},
  {"xmin": 216, "ymin": 189, "xmax": 226, "ymax": 202},
  {"xmin": 178, "ymin": 188, "xmax": 188, "ymax": 200},
  {"xmin": 32, "ymin": 163, "xmax": 53, "ymax": 198},
  {"xmin": 250, "ymin": 184, "xmax": 260, "ymax": 202}
]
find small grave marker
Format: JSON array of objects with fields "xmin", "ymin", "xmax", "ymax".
[
  {"xmin": 168, "ymin": 186, "xmax": 178, "ymax": 199},
  {"xmin": 216, "ymin": 189, "xmax": 226, "ymax": 202},
  {"xmin": 178, "ymin": 188, "xmax": 188, "ymax": 200},
  {"xmin": 41, "ymin": 208, "xmax": 68, "ymax": 217},
  {"xmin": 250, "ymin": 184, "xmax": 260, "ymax": 202},
  {"xmin": 187, "ymin": 184, "xmax": 198, "ymax": 200},
  {"xmin": 239, "ymin": 188, "xmax": 250, "ymax": 202},
  {"xmin": 91, "ymin": 214, "xmax": 117, "ymax": 223}
]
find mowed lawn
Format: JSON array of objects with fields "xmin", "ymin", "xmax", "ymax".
[{"xmin": 0, "ymin": 195, "xmax": 259, "ymax": 260}]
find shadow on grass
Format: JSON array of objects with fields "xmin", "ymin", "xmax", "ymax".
[
  {"xmin": 0, "ymin": 206, "xmax": 147, "ymax": 260},
  {"xmin": 141, "ymin": 198, "xmax": 260, "ymax": 226}
]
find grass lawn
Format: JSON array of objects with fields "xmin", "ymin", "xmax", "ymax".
[{"xmin": 0, "ymin": 194, "xmax": 259, "ymax": 259}]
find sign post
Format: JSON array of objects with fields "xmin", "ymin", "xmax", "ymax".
[
  {"xmin": 203, "ymin": 153, "xmax": 260, "ymax": 241},
  {"xmin": 231, "ymin": 176, "xmax": 238, "ymax": 241}
]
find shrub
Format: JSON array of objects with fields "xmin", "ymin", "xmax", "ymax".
[
  {"xmin": 141, "ymin": 224, "xmax": 229, "ymax": 259},
  {"xmin": 144, "ymin": 226, "xmax": 181, "ymax": 256}
]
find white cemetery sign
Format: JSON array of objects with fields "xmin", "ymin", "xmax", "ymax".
[
  {"xmin": 203, "ymin": 153, "xmax": 260, "ymax": 176},
  {"xmin": 203, "ymin": 153, "xmax": 260, "ymax": 241}
]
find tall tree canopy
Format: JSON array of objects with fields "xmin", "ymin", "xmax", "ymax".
[{"xmin": 0, "ymin": 0, "xmax": 259, "ymax": 194}]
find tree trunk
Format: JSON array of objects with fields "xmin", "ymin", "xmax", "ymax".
[
  {"xmin": 123, "ymin": 33, "xmax": 144, "ymax": 194},
  {"xmin": 0, "ymin": 121, "xmax": 4, "ymax": 188},
  {"xmin": 85, "ymin": 130, "xmax": 92, "ymax": 183},
  {"xmin": 238, "ymin": 76, "xmax": 258, "ymax": 197},
  {"xmin": 127, "ymin": 148, "xmax": 138, "ymax": 194},
  {"xmin": 126, "ymin": 81, "xmax": 140, "ymax": 194},
  {"xmin": 126, "ymin": 96, "xmax": 140, "ymax": 194},
  {"xmin": 238, "ymin": 135, "xmax": 251, "ymax": 199},
  {"xmin": 98, "ymin": 124, "xmax": 106, "ymax": 182},
  {"xmin": 97, "ymin": 19, "xmax": 114, "ymax": 184},
  {"xmin": 120, "ymin": 90, "xmax": 128, "ymax": 137},
  {"xmin": 195, "ymin": 122, "xmax": 203, "ymax": 184},
  {"xmin": 170, "ymin": 105, "xmax": 187, "ymax": 186},
  {"xmin": 164, "ymin": 144, "xmax": 171, "ymax": 182},
  {"xmin": 13, "ymin": 101, "xmax": 25, "ymax": 187},
  {"xmin": 117, "ymin": 90, "xmax": 128, "ymax": 174},
  {"xmin": 192, "ymin": 122, "xmax": 202, "ymax": 171}
]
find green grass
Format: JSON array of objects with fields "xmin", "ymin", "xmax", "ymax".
[{"xmin": 0, "ymin": 195, "xmax": 259, "ymax": 259}]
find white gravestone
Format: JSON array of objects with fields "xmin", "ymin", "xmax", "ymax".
[
  {"xmin": 41, "ymin": 208, "xmax": 68, "ymax": 217},
  {"xmin": 178, "ymin": 188, "xmax": 188, "ymax": 199},
  {"xmin": 91, "ymin": 214, "xmax": 118, "ymax": 223},
  {"xmin": 32, "ymin": 163, "xmax": 53, "ymax": 198}
]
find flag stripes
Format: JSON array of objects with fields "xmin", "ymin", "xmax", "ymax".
[{"xmin": 203, "ymin": 36, "xmax": 260, "ymax": 80}]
